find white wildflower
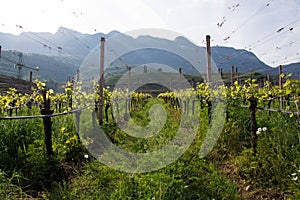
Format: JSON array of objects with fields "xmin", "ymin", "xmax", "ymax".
[
  {"xmin": 257, "ymin": 128, "xmax": 262, "ymax": 132},
  {"xmin": 84, "ymin": 154, "xmax": 89, "ymax": 159},
  {"xmin": 262, "ymin": 127, "xmax": 267, "ymax": 132},
  {"xmin": 292, "ymin": 176, "xmax": 298, "ymax": 181},
  {"xmin": 291, "ymin": 172, "xmax": 298, "ymax": 181},
  {"xmin": 256, "ymin": 130, "xmax": 261, "ymax": 135}
]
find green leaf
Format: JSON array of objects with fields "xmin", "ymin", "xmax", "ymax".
[
  {"xmin": 283, "ymin": 79, "xmax": 291, "ymax": 88},
  {"xmin": 285, "ymin": 89, "xmax": 292, "ymax": 95}
]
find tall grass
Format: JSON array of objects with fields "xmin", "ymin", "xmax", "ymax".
[{"xmin": 0, "ymin": 97, "xmax": 299, "ymax": 199}]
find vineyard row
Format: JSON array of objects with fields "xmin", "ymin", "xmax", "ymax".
[{"xmin": 0, "ymin": 77, "xmax": 299, "ymax": 155}]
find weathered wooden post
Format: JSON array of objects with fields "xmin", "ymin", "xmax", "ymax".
[
  {"xmin": 29, "ymin": 71, "xmax": 33, "ymax": 82},
  {"xmin": 267, "ymin": 73, "xmax": 270, "ymax": 90},
  {"xmin": 99, "ymin": 37, "xmax": 105, "ymax": 125},
  {"xmin": 77, "ymin": 69, "xmax": 80, "ymax": 82},
  {"xmin": 128, "ymin": 66, "xmax": 131, "ymax": 112},
  {"xmin": 279, "ymin": 65, "xmax": 283, "ymax": 110},
  {"xmin": 231, "ymin": 66, "xmax": 235, "ymax": 86},
  {"xmin": 29, "ymin": 71, "xmax": 33, "ymax": 93},
  {"xmin": 41, "ymin": 90, "xmax": 54, "ymax": 156},
  {"xmin": 206, "ymin": 35, "xmax": 212, "ymax": 83},
  {"xmin": 249, "ymin": 98, "xmax": 258, "ymax": 155},
  {"xmin": 236, "ymin": 67, "xmax": 239, "ymax": 84}
]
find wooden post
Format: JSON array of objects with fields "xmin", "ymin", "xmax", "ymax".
[
  {"xmin": 231, "ymin": 66, "xmax": 234, "ymax": 85},
  {"xmin": 279, "ymin": 65, "xmax": 283, "ymax": 109},
  {"xmin": 128, "ymin": 66, "xmax": 131, "ymax": 91},
  {"xmin": 75, "ymin": 110, "xmax": 81, "ymax": 137},
  {"xmin": 206, "ymin": 35, "xmax": 212, "ymax": 82},
  {"xmin": 99, "ymin": 37, "xmax": 105, "ymax": 125},
  {"xmin": 75, "ymin": 69, "xmax": 81, "ymax": 136},
  {"xmin": 68, "ymin": 79, "xmax": 73, "ymax": 109},
  {"xmin": 29, "ymin": 71, "xmax": 33, "ymax": 82},
  {"xmin": 279, "ymin": 65, "xmax": 283, "ymax": 87},
  {"xmin": 267, "ymin": 73, "xmax": 270, "ymax": 89},
  {"xmin": 236, "ymin": 67, "xmax": 239, "ymax": 84},
  {"xmin": 77, "ymin": 69, "xmax": 80, "ymax": 82},
  {"xmin": 249, "ymin": 98, "xmax": 258, "ymax": 155},
  {"xmin": 29, "ymin": 71, "xmax": 33, "ymax": 93},
  {"xmin": 128, "ymin": 66, "xmax": 131, "ymax": 112},
  {"xmin": 267, "ymin": 73, "xmax": 272, "ymax": 115},
  {"xmin": 179, "ymin": 67, "xmax": 182, "ymax": 88},
  {"xmin": 192, "ymin": 100, "xmax": 196, "ymax": 115},
  {"xmin": 41, "ymin": 90, "xmax": 54, "ymax": 156}
]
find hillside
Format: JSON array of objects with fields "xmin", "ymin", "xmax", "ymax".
[
  {"xmin": 0, "ymin": 50, "xmax": 78, "ymax": 82},
  {"xmin": 266, "ymin": 62, "xmax": 300, "ymax": 79}
]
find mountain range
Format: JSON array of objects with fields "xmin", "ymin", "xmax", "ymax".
[{"xmin": 0, "ymin": 26, "xmax": 299, "ymax": 83}]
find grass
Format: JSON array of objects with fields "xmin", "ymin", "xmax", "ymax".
[{"xmin": 0, "ymin": 97, "xmax": 299, "ymax": 199}]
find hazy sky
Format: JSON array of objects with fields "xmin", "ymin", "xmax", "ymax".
[{"xmin": 1, "ymin": 0, "xmax": 300, "ymax": 67}]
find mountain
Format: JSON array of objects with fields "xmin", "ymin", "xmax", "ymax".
[
  {"xmin": 0, "ymin": 27, "xmax": 119, "ymax": 59},
  {"xmin": 211, "ymin": 46, "xmax": 271, "ymax": 73},
  {"xmin": 1, "ymin": 26, "xmax": 298, "ymax": 83},
  {"xmin": 265, "ymin": 62, "xmax": 300, "ymax": 79},
  {"xmin": 79, "ymin": 33, "xmax": 274, "ymax": 80}
]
